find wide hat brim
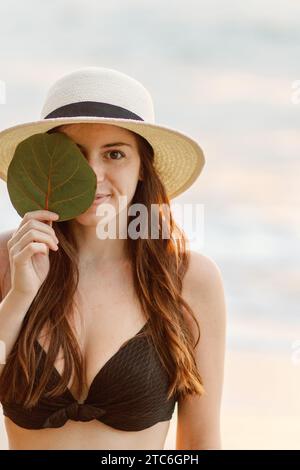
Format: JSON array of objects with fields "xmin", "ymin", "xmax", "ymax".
[{"xmin": 0, "ymin": 116, "xmax": 205, "ymax": 200}]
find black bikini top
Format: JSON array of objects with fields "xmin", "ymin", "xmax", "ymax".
[{"xmin": 1, "ymin": 320, "xmax": 177, "ymax": 431}]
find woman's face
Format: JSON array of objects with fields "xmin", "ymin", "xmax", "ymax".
[{"xmin": 57, "ymin": 123, "xmax": 142, "ymax": 225}]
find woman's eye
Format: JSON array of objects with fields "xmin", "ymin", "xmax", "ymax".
[
  {"xmin": 76, "ymin": 146, "xmax": 125, "ymax": 161},
  {"xmin": 106, "ymin": 150, "xmax": 125, "ymax": 160}
]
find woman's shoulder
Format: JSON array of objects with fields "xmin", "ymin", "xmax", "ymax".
[
  {"xmin": 0, "ymin": 229, "xmax": 15, "ymax": 300},
  {"xmin": 182, "ymin": 250, "xmax": 224, "ymax": 294},
  {"xmin": 181, "ymin": 250, "xmax": 226, "ymax": 333},
  {"xmin": 0, "ymin": 229, "xmax": 14, "ymax": 263}
]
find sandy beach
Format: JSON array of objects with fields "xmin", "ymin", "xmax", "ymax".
[{"xmin": 220, "ymin": 348, "xmax": 300, "ymax": 450}]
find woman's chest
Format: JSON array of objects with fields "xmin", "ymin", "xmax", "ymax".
[
  {"xmin": 73, "ymin": 266, "xmax": 146, "ymax": 347},
  {"xmin": 38, "ymin": 269, "xmax": 148, "ymax": 402}
]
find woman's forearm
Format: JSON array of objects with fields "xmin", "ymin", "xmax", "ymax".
[{"xmin": 0, "ymin": 288, "xmax": 35, "ymax": 377}]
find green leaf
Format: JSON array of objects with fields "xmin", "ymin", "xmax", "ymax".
[{"xmin": 7, "ymin": 132, "xmax": 97, "ymax": 221}]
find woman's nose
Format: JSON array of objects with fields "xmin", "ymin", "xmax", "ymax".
[{"xmin": 88, "ymin": 158, "xmax": 107, "ymax": 180}]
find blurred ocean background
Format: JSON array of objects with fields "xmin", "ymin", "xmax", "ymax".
[{"xmin": 0, "ymin": 0, "xmax": 299, "ymax": 449}]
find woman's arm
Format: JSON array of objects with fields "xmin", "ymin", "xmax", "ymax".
[
  {"xmin": 176, "ymin": 251, "xmax": 227, "ymax": 450},
  {"xmin": 0, "ymin": 231, "xmax": 35, "ymax": 377}
]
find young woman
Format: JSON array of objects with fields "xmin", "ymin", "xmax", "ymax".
[{"xmin": 0, "ymin": 67, "xmax": 226, "ymax": 450}]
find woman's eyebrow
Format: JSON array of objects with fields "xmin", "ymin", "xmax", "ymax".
[{"xmin": 76, "ymin": 142, "xmax": 132, "ymax": 150}]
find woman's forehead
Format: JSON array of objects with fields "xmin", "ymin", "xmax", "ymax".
[
  {"xmin": 59, "ymin": 122, "xmax": 132, "ymax": 136},
  {"xmin": 55, "ymin": 123, "xmax": 139, "ymax": 151}
]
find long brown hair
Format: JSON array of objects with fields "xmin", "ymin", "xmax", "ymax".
[{"xmin": 0, "ymin": 124, "xmax": 205, "ymax": 407}]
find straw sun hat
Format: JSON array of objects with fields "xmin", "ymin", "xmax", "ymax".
[{"xmin": 0, "ymin": 66, "xmax": 205, "ymax": 199}]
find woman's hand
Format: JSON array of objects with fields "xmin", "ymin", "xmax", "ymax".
[{"xmin": 7, "ymin": 210, "xmax": 59, "ymax": 299}]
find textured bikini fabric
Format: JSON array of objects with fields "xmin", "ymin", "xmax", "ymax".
[{"xmin": 1, "ymin": 322, "xmax": 177, "ymax": 431}]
